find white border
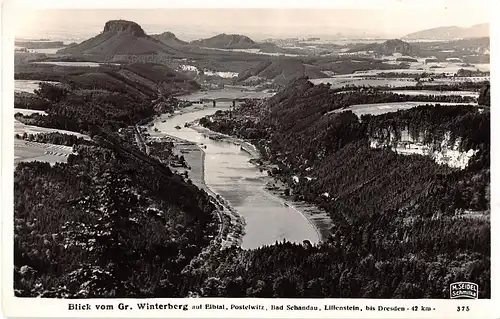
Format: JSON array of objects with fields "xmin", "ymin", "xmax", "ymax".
[
  {"xmin": 1, "ymin": 0, "xmax": 498, "ymax": 318},
  {"xmin": 3, "ymin": 0, "xmax": 493, "ymax": 9}
]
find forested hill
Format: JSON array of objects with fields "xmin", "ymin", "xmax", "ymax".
[
  {"xmin": 151, "ymin": 31, "xmax": 189, "ymax": 47},
  {"xmin": 236, "ymin": 59, "xmax": 328, "ymax": 85},
  {"xmin": 190, "ymin": 33, "xmax": 259, "ymax": 49},
  {"xmin": 13, "ymin": 62, "xmax": 217, "ymax": 297},
  {"xmin": 196, "ymin": 77, "xmax": 490, "ymax": 298},
  {"xmin": 14, "ymin": 62, "xmax": 200, "ymax": 134}
]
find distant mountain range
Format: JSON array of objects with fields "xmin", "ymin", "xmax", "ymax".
[
  {"xmin": 57, "ymin": 20, "xmax": 300, "ymax": 60},
  {"xmin": 188, "ymin": 33, "xmax": 301, "ymax": 55},
  {"xmin": 403, "ymin": 23, "xmax": 489, "ymax": 40}
]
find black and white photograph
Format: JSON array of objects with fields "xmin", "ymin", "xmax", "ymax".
[{"xmin": 1, "ymin": 0, "xmax": 497, "ymax": 318}]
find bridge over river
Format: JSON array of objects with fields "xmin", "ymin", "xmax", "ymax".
[{"xmin": 179, "ymin": 88, "xmax": 275, "ymax": 107}]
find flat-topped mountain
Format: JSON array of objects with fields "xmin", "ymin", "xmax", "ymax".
[
  {"xmin": 57, "ymin": 20, "xmax": 181, "ymax": 57},
  {"xmin": 190, "ymin": 33, "xmax": 259, "ymax": 49},
  {"xmin": 403, "ymin": 23, "xmax": 489, "ymax": 40}
]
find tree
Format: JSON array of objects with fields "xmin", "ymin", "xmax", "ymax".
[
  {"xmin": 246, "ymin": 280, "xmax": 271, "ymax": 297},
  {"xmin": 202, "ymin": 277, "xmax": 224, "ymax": 297},
  {"xmin": 272, "ymin": 276, "xmax": 298, "ymax": 297},
  {"xmin": 34, "ymin": 83, "xmax": 68, "ymax": 103},
  {"xmin": 478, "ymin": 84, "xmax": 490, "ymax": 106},
  {"xmin": 224, "ymin": 277, "xmax": 245, "ymax": 297}
]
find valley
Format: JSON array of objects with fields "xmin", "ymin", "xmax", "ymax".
[{"xmin": 11, "ymin": 16, "xmax": 491, "ymax": 300}]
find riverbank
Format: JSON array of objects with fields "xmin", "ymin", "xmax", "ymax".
[
  {"xmin": 189, "ymin": 122, "xmax": 332, "ymax": 243},
  {"xmin": 171, "ymin": 142, "xmax": 247, "ymax": 248},
  {"xmin": 140, "ymin": 104, "xmax": 246, "ymax": 249}
]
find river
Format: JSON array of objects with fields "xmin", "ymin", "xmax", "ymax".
[{"xmin": 151, "ymin": 105, "xmax": 320, "ymax": 249}]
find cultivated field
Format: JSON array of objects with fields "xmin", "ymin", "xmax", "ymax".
[
  {"xmin": 14, "ymin": 119, "xmax": 89, "ymax": 165},
  {"xmin": 14, "ymin": 80, "xmax": 59, "ymax": 93},
  {"xmin": 389, "ymin": 90, "xmax": 479, "ymax": 97},
  {"xmin": 330, "ymin": 101, "xmax": 474, "ymax": 117},
  {"xmin": 14, "ymin": 139, "xmax": 74, "ymax": 164},
  {"xmin": 14, "ymin": 119, "xmax": 89, "ymax": 138},
  {"xmin": 311, "ymin": 77, "xmax": 418, "ymax": 88},
  {"xmin": 311, "ymin": 76, "xmax": 489, "ymax": 89}
]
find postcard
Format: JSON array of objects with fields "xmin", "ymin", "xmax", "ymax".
[{"xmin": 1, "ymin": 0, "xmax": 497, "ymax": 318}]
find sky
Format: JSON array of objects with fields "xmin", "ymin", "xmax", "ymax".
[{"xmin": 13, "ymin": 7, "xmax": 490, "ymax": 41}]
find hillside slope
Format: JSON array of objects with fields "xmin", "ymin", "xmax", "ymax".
[
  {"xmin": 237, "ymin": 59, "xmax": 327, "ymax": 85},
  {"xmin": 57, "ymin": 20, "xmax": 181, "ymax": 58},
  {"xmin": 151, "ymin": 31, "xmax": 189, "ymax": 47},
  {"xmin": 15, "ymin": 62, "xmax": 199, "ymax": 98},
  {"xmin": 404, "ymin": 23, "xmax": 489, "ymax": 40},
  {"xmin": 191, "ymin": 33, "xmax": 259, "ymax": 49}
]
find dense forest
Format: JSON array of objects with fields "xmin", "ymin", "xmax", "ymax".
[
  {"xmin": 197, "ymin": 77, "xmax": 491, "ymax": 298},
  {"xmin": 15, "ymin": 92, "xmax": 51, "ymax": 111},
  {"xmin": 15, "ymin": 131, "xmax": 92, "ymax": 147},
  {"xmin": 15, "ymin": 82, "xmax": 157, "ymax": 133},
  {"xmin": 14, "ymin": 130, "xmax": 220, "ymax": 297}
]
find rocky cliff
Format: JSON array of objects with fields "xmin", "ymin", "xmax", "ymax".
[
  {"xmin": 103, "ymin": 20, "xmax": 147, "ymax": 37},
  {"xmin": 369, "ymin": 127, "xmax": 478, "ymax": 169}
]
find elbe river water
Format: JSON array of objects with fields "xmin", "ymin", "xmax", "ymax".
[{"xmin": 153, "ymin": 106, "xmax": 320, "ymax": 249}]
